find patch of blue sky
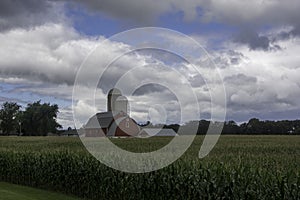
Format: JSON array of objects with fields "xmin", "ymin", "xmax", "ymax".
[{"xmin": 64, "ymin": 2, "xmax": 135, "ymax": 37}]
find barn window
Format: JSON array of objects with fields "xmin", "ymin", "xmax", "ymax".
[{"xmin": 126, "ymin": 121, "xmax": 129, "ymax": 128}]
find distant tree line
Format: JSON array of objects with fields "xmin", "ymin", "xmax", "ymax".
[
  {"xmin": 0, "ymin": 101, "xmax": 61, "ymax": 136},
  {"xmin": 1, "ymin": 100, "xmax": 299, "ymax": 136},
  {"xmin": 146, "ymin": 118, "xmax": 300, "ymax": 135}
]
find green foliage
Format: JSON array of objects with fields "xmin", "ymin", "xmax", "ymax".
[
  {"xmin": 0, "ymin": 136, "xmax": 299, "ymax": 199},
  {"xmin": 0, "ymin": 102, "xmax": 21, "ymax": 135},
  {"xmin": 238, "ymin": 118, "xmax": 300, "ymax": 135},
  {"xmin": 22, "ymin": 101, "xmax": 62, "ymax": 136}
]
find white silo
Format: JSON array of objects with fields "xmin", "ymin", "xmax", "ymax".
[{"xmin": 115, "ymin": 96, "xmax": 128, "ymax": 115}]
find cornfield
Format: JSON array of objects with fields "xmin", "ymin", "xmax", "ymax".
[{"xmin": 0, "ymin": 136, "xmax": 299, "ymax": 199}]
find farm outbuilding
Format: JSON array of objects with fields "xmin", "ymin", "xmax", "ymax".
[{"xmin": 138, "ymin": 128, "xmax": 177, "ymax": 137}]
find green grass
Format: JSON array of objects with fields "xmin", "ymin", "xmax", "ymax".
[
  {"xmin": 0, "ymin": 182, "xmax": 80, "ymax": 200},
  {"xmin": 0, "ymin": 135, "xmax": 299, "ymax": 199}
]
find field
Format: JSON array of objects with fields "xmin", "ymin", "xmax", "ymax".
[
  {"xmin": 0, "ymin": 182, "xmax": 80, "ymax": 200},
  {"xmin": 0, "ymin": 135, "xmax": 299, "ymax": 199}
]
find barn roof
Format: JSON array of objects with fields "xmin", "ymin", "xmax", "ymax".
[
  {"xmin": 85, "ymin": 112, "xmax": 114, "ymax": 128},
  {"xmin": 85, "ymin": 111, "xmax": 133, "ymax": 129}
]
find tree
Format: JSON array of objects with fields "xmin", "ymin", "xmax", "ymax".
[
  {"xmin": 0, "ymin": 102, "xmax": 21, "ymax": 135},
  {"xmin": 22, "ymin": 101, "xmax": 62, "ymax": 136},
  {"xmin": 246, "ymin": 118, "xmax": 261, "ymax": 134},
  {"xmin": 222, "ymin": 120, "xmax": 240, "ymax": 134},
  {"xmin": 197, "ymin": 120, "xmax": 210, "ymax": 135}
]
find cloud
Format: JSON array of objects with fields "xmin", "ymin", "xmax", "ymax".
[
  {"xmin": 199, "ymin": 0, "xmax": 300, "ymax": 33},
  {"xmin": 214, "ymin": 36, "xmax": 300, "ymax": 121},
  {"xmin": 0, "ymin": 23, "xmax": 209, "ymax": 126},
  {"xmin": 2, "ymin": 0, "xmax": 300, "ymax": 40},
  {"xmin": 132, "ymin": 84, "xmax": 167, "ymax": 96},
  {"xmin": 0, "ymin": 18, "xmax": 299, "ymax": 127},
  {"xmin": 234, "ymin": 30, "xmax": 273, "ymax": 51},
  {"xmin": 213, "ymin": 50, "xmax": 248, "ymax": 68},
  {"xmin": 274, "ymin": 25, "xmax": 300, "ymax": 41},
  {"xmin": 0, "ymin": 23, "xmax": 98, "ymax": 85},
  {"xmin": 224, "ymin": 73, "xmax": 257, "ymax": 85},
  {"xmin": 0, "ymin": 0, "xmax": 65, "ymax": 31},
  {"xmin": 56, "ymin": 106, "xmax": 75, "ymax": 128},
  {"xmin": 67, "ymin": 1, "xmax": 300, "ymax": 30},
  {"xmin": 70, "ymin": 0, "xmax": 173, "ymax": 24},
  {"xmin": 0, "ymin": 24, "xmax": 149, "ymax": 124}
]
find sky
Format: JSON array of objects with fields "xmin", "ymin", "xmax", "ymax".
[{"xmin": 0, "ymin": 0, "xmax": 300, "ymax": 128}]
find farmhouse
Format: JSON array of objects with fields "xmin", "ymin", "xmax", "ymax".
[{"xmin": 85, "ymin": 88, "xmax": 140, "ymax": 137}]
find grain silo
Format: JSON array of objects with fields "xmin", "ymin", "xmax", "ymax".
[
  {"xmin": 107, "ymin": 88, "xmax": 122, "ymax": 112},
  {"xmin": 115, "ymin": 96, "xmax": 128, "ymax": 114}
]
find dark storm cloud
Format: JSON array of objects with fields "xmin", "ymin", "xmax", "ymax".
[
  {"xmin": 234, "ymin": 30, "xmax": 273, "ymax": 51},
  {"xmin": 0, "ymin": 0, "xmax": 61, "ymax": 31},
  {"xmin": 275, "ymin": 24, "xmax": 300, "ymax": 41},
  {"xmin": 65, "ymin": 1, "xmax": 300, "ymax": 30},
  {"xmin": 0, "ymin": 0, "xmax": 48, "ymax": 16},
  {"xmin": 64, "ymin": 1, "xmax": 300, "ymax": 55},
  {"xmin": 69, "ymin": 0, "xmax": 168, "ymax": 24}
]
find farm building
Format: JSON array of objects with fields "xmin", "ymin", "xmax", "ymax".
[
  {"xmin": 84, "ymin": 88, "xmax": 177, "ymax": 137},
  {"xmin": 84, "ymin": 88, "xmax": 140, "ymax": 137}
]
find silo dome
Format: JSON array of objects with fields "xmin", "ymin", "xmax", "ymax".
[
  {"xmin": 107, "ymin": 88, "xmax": 122, "ymax": 112},
  {"xmin": 108, "ymin": 88, "xmax": 122, "ymax": 96}
]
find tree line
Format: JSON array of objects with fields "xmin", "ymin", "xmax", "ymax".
[
  {"xmin": 146, "ymin": 118, "xmax": 300, "ymax": 135},
  {"xmin": 0, "ymin": 101, "xmax": 61, "ymax": 136},
  {"xmin": 1, "ymin": 100, "xmax": 299, "ymax": 136}
]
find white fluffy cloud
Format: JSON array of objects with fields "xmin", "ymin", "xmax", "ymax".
[
  {"xmin": 215, "ymin": 33, "xmax": 300, "ymax": 121},
  {"xmin": 0, "ymin": 23, "xmax": 100, "ymax": 85}
]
